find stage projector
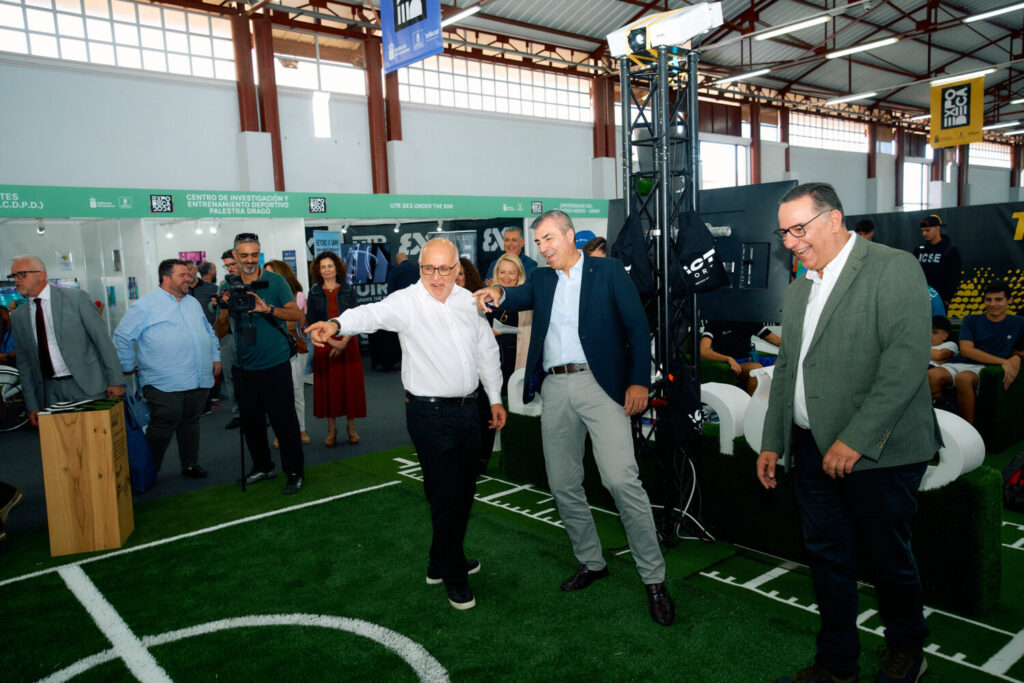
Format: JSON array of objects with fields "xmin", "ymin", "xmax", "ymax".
[{"xmin": 607, "ymin": 3, "xmax": 723, "ymax": 58}]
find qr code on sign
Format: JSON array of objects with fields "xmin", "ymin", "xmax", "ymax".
[
  {"xmin": 150, "ymin": 195, "xmax": 173, "ymax": 213},
  {"xmin": 309, "ymin": 197, "xmax": 327, "ymax": 214},
  {"xmin": 531, "ymin": 201, "xmax": 543, "ymax": 214}
]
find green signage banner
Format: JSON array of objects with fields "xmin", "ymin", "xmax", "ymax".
[{"xmin": 0, "ymin": 185, "xmax": 608, "ymax": 220}]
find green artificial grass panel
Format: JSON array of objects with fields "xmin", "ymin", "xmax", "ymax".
[
  {"xmin": 0, "ymin": 454, "xmax": 398, "ymax": 582},
  {"xmin": 4, "ymin": 458, "xmax": 1020, "ymax": 681},
  {"xmin": 151, "ymin": 627, "xmax": 421, "ymax": 682},
  {"xmin": 0, "ymin": 572, "xmax": 112, "ymax": 681}
]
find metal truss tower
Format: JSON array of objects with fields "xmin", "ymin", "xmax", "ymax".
[{"xmin": 618, "ymin": 46, "xmax": 701, "ymax": 395}]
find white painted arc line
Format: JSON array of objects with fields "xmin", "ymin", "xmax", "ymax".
[
  {"xmin": 1, "ymin": 480, "xmax": 403, "ymax": 588},
  {"xmin": 58, "ymin": 566, "xmax": 172, "ymax": 683},
  {"xmin": 983, "ymin": 628, "xmax": 1024, "ymax": 675},
  {"xmin": 742, "ymin": 565, "xmax": 789, "ymax": 589}
]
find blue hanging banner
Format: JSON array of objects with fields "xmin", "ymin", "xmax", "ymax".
[{"xmin": 380, "ymin": 0, "xmax": 443, "ymax": 74}]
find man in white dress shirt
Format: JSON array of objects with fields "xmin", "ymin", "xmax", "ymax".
[{"xmin": 308, "ymin": 238, "xmax": 505, "ymax": 611}]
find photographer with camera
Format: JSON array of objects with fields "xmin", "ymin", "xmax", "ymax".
[{"xmin": 215, "ymin": 233, "xmax": 305, "ymax": 495}]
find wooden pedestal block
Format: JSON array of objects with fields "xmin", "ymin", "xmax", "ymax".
[{"xmin": 39, "ymin": 401, "xmax": 134, "ymax": 556}]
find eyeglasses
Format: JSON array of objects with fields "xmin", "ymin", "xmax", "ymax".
[
  {"xmin": 7, "ymin": 270, "xmax": 41, "ymax": 280},
  {"xmin": 419, "ymin": 264, "xmax": 457, "ymax": 276},
  {"xmin": 774, "ymin": 209, "xmax": 830, "ymax": 240},
  {"xmin": 234, "ymin": 232, "xmax": 259, "ymax": 242}
]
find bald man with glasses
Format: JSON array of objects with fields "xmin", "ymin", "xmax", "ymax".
[
  {"xmin": 8, "ymin": 255, "xmax": 124, "ymax": 426},
  {"xmin": 308, "ymin": 238, "xmax": 504, "ymax": 612}
]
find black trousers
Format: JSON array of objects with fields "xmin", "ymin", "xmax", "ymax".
[
  {"xmin": 233, "ymin": 361, "xmax": 303, "ymax": 476},
  {"xmin": 141, "ymin": 385, "xmax": 208, "ymax": 472},
  {"xmin": 406, "ymin": 397, "xmax": 480, "ymax": 587},
  {"xmin": 792, "ymin": 426, "xmax": 929, "ymax": 678}
]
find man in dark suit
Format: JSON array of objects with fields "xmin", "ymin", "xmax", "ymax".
[
  {"xmin": 9, "ymin": 255, "xmax": 124, "ymax": 426},
  {"xmin": 756, "ymin": 184, "xmax": 938, "ymax": 683},
  {"xmin": 474, "ymin": 210, "xmax": 674, "ymax": 626},
  {"xmin": 387, "ymin": 252, "xmax": 419, "ymax": 293}
]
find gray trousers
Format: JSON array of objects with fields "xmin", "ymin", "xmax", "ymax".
[
  {"xmin": 42, "ymin": 377, "xmax": 103, "ymax": 406},
  {"xmin": 539, "ymin": 370, "xmax": 665, "ymax": 584},
  {"xmin": 219, "ymin": 333, "xmax": 239, "ymax": 416}
]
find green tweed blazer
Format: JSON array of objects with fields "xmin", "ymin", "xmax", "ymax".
[{"xmin": 761, "ymin": 236, "xmax": 941, "ymax": 471}]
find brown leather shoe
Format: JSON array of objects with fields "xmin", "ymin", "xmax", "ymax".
[
  {"xmin": 300, "ymin": 432, "xmax": 311, "ymax": 445},
  {"xmin": 560, "ymin": 564, "xmax": 609, "ymax": 591},
  {"xmin": 645, "ymin": 582, "xmax": 675, "ymax": 626}
]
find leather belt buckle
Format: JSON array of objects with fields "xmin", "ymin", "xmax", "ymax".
[{"xmin": 549, "ymin": 363, "xmax": 588, "ymax": 375}]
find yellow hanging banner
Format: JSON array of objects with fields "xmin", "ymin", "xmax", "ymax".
[{"xmin": 930, "ymin": 77, "xmax": 984, "ymax": 149}]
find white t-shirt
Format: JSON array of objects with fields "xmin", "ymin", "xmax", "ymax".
[{"xmin": 929, "ymin": 340, "xmax": 958, "ymax": 367}]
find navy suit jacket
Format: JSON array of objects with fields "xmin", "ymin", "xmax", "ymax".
[{"xmin": 499, "ymin": 255, "xmax": 650, "ymax": 406}]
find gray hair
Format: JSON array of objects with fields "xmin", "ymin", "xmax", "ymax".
[
  {"xmin": 530, "ymin": 209, "xmax": 574, "ymax": 234},
  {"xmin": 11, "ymin": 254, "xmax": 46, "ymax": 271}
]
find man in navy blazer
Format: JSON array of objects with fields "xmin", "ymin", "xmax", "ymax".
[{"xmin": 475, "ymin": 210, "xmax": 673, "ymax": 626}]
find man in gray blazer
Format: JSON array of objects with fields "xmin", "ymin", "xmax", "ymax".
[
  {"xmin": 9, "ymin": 255, "xmax": 124, "ymax": 425},
  {"xmin": 756, "ymin": 184, "xmax": 938, "ymax": 683}
]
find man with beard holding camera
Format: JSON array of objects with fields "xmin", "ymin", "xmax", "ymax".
[{"xmin": 215, "ymin": 233, "xmax": 305, "ymax": 494}]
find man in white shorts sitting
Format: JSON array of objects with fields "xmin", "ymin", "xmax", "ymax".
[{"xmin": 926, "ymin": 281, "xmax": 1024, "ymax": 424}]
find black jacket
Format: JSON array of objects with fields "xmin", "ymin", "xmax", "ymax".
[
  {"xmin": 386, "ymin": 259, "xmax": 419, "ymax": 294},
  {"xmin": 307, "ymin": 282, "xmax": 356, "ymax": 325},
  {"xmin": 912, "ymin": 235, "xmax": 961, "ymax": 303}
]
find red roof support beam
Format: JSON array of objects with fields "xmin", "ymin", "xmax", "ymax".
[
  {"xmin": 364, "ymin": 36, "xmax": 389, "ymax": 193},
  {"xmin": 231, "ymin": 12, "xmax": 259, "ymax": 133},
  {"xmin": 750, "ymin": 101, "xmax": 762, "ymax": 184},
  {"xmin": 253, "ymin": 15, "xmax": 285, "ymax": 190},
  {"xmin": 957, "ymin": 144, "xmax": 968, "ymax": 207},
  {"xmin": 591, "ymin": 75, "xmax": 615, "ymax": 159},
  {"xmin": 385, "ymin": 70, "xmax": 402, "ymax": 142}
]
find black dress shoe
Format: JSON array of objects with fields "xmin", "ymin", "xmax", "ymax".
[
  {"xmin": 645, "ymin": 582, "xmax": 675, "ymax": 626},
  {"xmin": 225, "ymin": 417, "xmax": 240, "ymax": 429},
  {"xmin": 560, "ymin": 564, "xmax": 609, "ymax": 591},
  {"xmin": 181, "ymin": 465, "xmax": 209, "ymax": 479}
]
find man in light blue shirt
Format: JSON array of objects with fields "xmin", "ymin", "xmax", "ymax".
[{"xmin": 114, "ymin": 259, "xmax": 220, "ymax": 479}]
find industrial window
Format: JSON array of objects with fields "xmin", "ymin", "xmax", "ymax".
[
  {"xmin": 700, "ymin": 140, "xmax": 749, "ymax": 189},
  {"xmin": 789, "ymin": 112, "xmax": 868, "ymax": 153},
  {"xmin": 0, "ymin": 0, "xmax": 234, "ymax": 79},
  {"xmin": 902, "ymin": 161, "xmax": 929, "ymax": 212},
  {"xmin": 396, "ymin": 55, "xmax": 593, "ymax": 124},
  {"xmin": 968, "ymin": 141, "xmax": 1012, "ymax": 169}
]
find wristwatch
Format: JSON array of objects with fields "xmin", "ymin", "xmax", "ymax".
[{"xmin": 268, "ymin": 305, "xmax": 275, "ymax": 317}]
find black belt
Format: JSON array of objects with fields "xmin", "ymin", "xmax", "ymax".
[
  {"xmin": 548, "ymin": 363, "xmax": 589, "ymax": 375},
  {"xmin": 405, "ymin": 391, "xmax": 477, "ymax": 406},
  {"xmin": 47, "ymin": 375, "xmax": 73, "ymax": 382}
]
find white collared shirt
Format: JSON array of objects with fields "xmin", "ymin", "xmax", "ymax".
[
  {"xmin": 543, "ymin": 250, "xmax": 588, "ymax": 370},
  {"xmin": 31, "ymin": 284, "xmax": 73, "ymax": 378},
  {"xmin": 334, "ymin": 281, "xmax": 502, "ymax": 405},
  {"xmin": 793, "ymin": 232, "xmax": 857, "ymax": 429}
]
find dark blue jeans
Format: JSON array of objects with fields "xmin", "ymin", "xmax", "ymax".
[
  {"xmin": 406, "ymin": 398, "xmax": 480, "ymax": 587},
  {"xmin": 792, "ymin": 427, "xmax": 929, "ymax": 678}
]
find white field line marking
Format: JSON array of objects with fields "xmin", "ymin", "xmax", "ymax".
[
  {"xmin": 1003, "ymin": 521, "xmax": 1024, "ymax": 531},
  {"xmin": 728, "ymin": 546, "xmax": 1016, "ymax": 637},
  {"xmin": 57, "ymin": 566, "xmax": 172, "ymax": 683},
  {"xmin": 392, "ymin": 457, "xmax": 622, "ymax": 526},
  {"xmin": 1007, "ymin": 541, "xmax": 1024, "ymax": 551},
  {"xmin": 983, "ymin": 628, "xmax": 1024, "ymax": 676},
  {"xmin": 1, "ymin": 480, "xmax": 402, "ymax": 588},
  {"xmin": 701, "ymin": 569, "xmax": 1024, "ymax": 683},
  {"xmin": 742, "ymin": 566, "xmax": 791, "ymax": 590},
  {"xmin": 39, "ymin": 614, "xmax": 450, "ymax": 683}
]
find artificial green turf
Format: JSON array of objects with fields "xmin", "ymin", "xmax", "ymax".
[{"xmin": 3, "ymin": 445, "xmax": 1023, "ymax": 682}]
